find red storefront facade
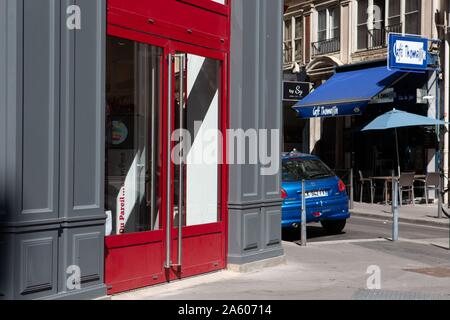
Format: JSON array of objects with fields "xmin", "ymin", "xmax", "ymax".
[{"xmin": 104, "ymin": 0, "xmax": 231, "ymax": 294}]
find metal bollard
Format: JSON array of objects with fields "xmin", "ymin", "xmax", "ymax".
[
  {"xmin": 349, "ymin": 169, "xmax": 354, "ymax": 210},
  {"xmin": 438, "ymin": 174, "xmax": 443, "ymax": 219},
  {"xmin": 301, "ymin": 179, "xmax": 307, "ymax": 246},
  {"xmin": 392, "ymin": 173, "xmax": 399, "ymax": 241}
]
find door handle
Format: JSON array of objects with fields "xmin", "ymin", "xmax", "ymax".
[
  {"xmin": 166, "ymin": 53, "xmax": 186, "ymax": 270},
  {"xmin": 165, "ymin": 53, "xmax": 173, "ymax": 270},
  {"xmin": 176, "ymin": 54, "xmax": 185, "ymax": 268}
]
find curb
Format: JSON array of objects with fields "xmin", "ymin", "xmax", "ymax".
[
  {"xmin": 227, "ymin": 255, "xmax": 287, "ymax": 273},
  {"xmin": 350, "ymin": 211, "xmax": 449, "ymax": 228}
]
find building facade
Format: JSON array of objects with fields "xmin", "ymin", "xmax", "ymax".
[
  {"xmin": 284, "ymin": 0, "xmax": 450, "ymax": 199},
  {"xmin": 0, "ymin": 0, "xmax": 284, "ymax": 299}
]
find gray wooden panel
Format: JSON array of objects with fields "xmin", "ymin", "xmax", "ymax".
[
  {"xmin": 0, "ymin": 0, "xmax": 7, "ymax": 220},
  {"xmin": 260, "ymin": 0, "xmax": 282, "ymax": 201},
  {"xmin": 242, "ymin": 210, "xmax": 261, "ymax": 251},
  {"xmin": 3, "ymin": 0, "xmax": 23, "ymax": 222},
  {"xmin": 263, "ymin": 207, "xmax": 282, "ymax": 247},
  {"xmin": 59, "ymin": 0, "xmax": 76, "ymax": 219},
  {"xmin": 229, "ymin": 0, "xmax": 283, "ymax": 204},
  {"xmin": 0, "ymin": 234, "xmax": 11, "ymax": 299},
  {"xmin": 16, "ymin": 230, "xmax": 58, "ymax": 299},
  {"xmin": 58, "ymin": 225, "xmax": 105, "ymax": 293},
  {"xmin": 228, "ymin": 0, "xmax": 284, "ymax": 265},
  {"xmin": 240, "ymin": 0, "xmax": 261, "ymax": 202},
  {"xmin": 1, "ymin": 0, "xmax": 107, "ymax": 300},
  {"xmin": 229, "ymin": 0, "xmax": 261, "ymax": 204},
  {"xmin": 73, "ymin": 231, "xmax": 103, "ymax": 283},
  {"xmin": 20, "ymin": 0, "xmax": 60, "ymax": 220},
  {"xmin": 227, "ymin": 208, "xmax": 242, "ymax": 259},
  {"xmin": 60, "ymin": 0, "xmax": 106, "ymax": 219},
  {"xmin": 1, "ymin": 0, "xmax": 22, "ymax": 298}
]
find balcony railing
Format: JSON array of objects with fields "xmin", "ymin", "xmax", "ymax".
[
  {"xmin": 385, "ymin": 23, "xmax": 403, "ymax": 34},
  {"xmin": 311, "ymin": 37, "xmax": 340, "ymax": 57},
  {"xmin": 363, "ymin": 23, "xmax": 403, "ymax": 51}
]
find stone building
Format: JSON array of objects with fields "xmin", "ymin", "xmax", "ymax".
[{"xmin": 283, "ymin": 0, "xmax": 450, "ymax": 200}]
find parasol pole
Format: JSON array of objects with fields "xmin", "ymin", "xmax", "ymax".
[{"xmin": 395, "ymin": 128, "xmax": 401, "ymax": 177}]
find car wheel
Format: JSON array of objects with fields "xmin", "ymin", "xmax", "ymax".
[{"xmin": 321, "ymin": 219, "xmax": 346, "ymax": 235}]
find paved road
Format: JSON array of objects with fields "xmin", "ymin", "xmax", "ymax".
[
  {"xmin": 114, "ymin": 216, "xmax": 450, "ymax": 300},
  {"xmin": 115, "ymin": 216, "xmax": 450, "ymax": 300},
  {"xmin": 283, "ymin": 215, "xmax": 450, "ymax": 243}
]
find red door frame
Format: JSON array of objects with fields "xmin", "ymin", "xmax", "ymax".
[{"xmin": 104, "ymin": 1, "xmax": 230, "ymax": 294}]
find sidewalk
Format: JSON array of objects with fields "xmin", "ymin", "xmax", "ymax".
[
  {"xmin": 351, "ymin": 202, "xmax": 449, "ymax": 227},
  {"xmin": 112, "ymin": 239, "xmax": 450, "ymax": 300}
]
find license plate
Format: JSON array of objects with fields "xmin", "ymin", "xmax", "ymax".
[{"xmin": 305, "ymin": 190, "xmax": 328, "ymax": 199}]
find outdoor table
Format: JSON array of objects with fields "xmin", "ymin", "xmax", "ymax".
[{"xmin": 369, "ymin": 175, "xmax": 426, "ymax": 205}]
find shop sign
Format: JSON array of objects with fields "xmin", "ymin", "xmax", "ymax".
[
  {"xmin": 388, "ymin": 34, "xmax": 428, "ymax": 71},
  {"xmin": 371, "ymin": 88, "xmax": 395, "ymax": 104},
  {"xmin": 371, "ymin": 88, "xmax": 429, "ymax": 104},
  {"xmin": 296, "ymin": 102, "xmax": 366, "ymax": 119},
  {"xmin": 283, "ymin": 81, "xmax": 311, "ymax": 101}
]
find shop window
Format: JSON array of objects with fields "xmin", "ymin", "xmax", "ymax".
[{"xmin": 105, "ymin": 36, "xmax": 163, "ymax": 235}]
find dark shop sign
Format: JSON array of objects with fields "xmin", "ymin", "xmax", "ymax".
[
  {"xmin": 295, "ymin": 102, "xmax": 367, "ymax": 119},
  {"xmin": 283, "ymin": 81, "xmax": 311, "ymax": 101}
]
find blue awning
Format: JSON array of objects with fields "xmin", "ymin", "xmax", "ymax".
[{"xmin": 293, "ymin": 66, "xmax": 406, "ymax": 118}]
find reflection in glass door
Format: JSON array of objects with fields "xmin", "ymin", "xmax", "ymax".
[
  {"xmin": 105, "ymin": 36, "xmax": 163, "ymax": 235},
  {"xmin": 173, "ymin": 53, "xmax": 221, "ymax": 229},
  {"xmin": 167, "ymin": 51, "xmax": 224, "ymax": 276}
]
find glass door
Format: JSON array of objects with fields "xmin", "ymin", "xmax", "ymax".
[
  {"xmin": 104, "ymin": 33, "xmax": 167, "ymax": 294},
  {"xmin": 166, "ymin": 48, "xmax": 226, "ymax": 279},
  {"xmin": 105, "ymin": 36, "xmax": 163, "ymax": 236},
  {"xmin": 104, "ymin": 32, "xmax": 227, "ymax": 293},
  {"xmin": 174, "ymin": 52, "xmax": 222, "ymax": 227}
]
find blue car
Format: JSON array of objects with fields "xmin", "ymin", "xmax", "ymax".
[{"xmin": 281, "ymin": 152, "xmax": 350, "ymax": 234}]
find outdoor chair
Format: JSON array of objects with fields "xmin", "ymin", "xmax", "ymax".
[
  {"xmin": 358, "ymin": 170, "xmax": 374, "ymax": 204},
  {"xmin": 398, "ymin": 172, "xmax": 416, "ymax": 206},
  {"xmin": 416, "ymin": 172, "xmax": 441, "ymax": 205}
]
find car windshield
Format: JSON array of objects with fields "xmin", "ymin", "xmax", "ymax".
[{"xmin": 282, "ymin": 158, "xmax": 334, "ymax": 182}]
